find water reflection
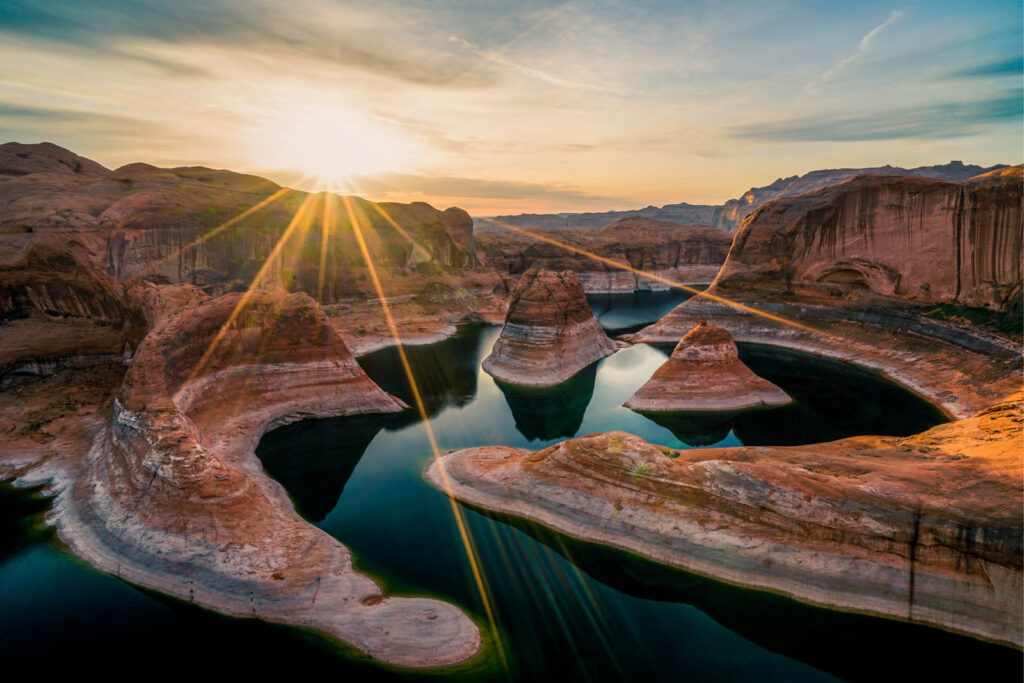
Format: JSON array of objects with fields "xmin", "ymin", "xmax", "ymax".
[
  {"xmin": 358, "ymin": 325, "xmax": 486, "ymax": 430},
  {"xmin": 634, "ymin": 343, "xmax": 947, "ymax": 446},
  {"xmin": 495, "ymin": 364, "xmax": 598, "ymax": 441},
  {"xmin": 637, "ymin": 410, "xmax": 736, "ymax": 446},
  {"xmin": 586, "ymin": 290, "xmax": 695, "ymax": 336},
  {"xmin": 256, "ymin": 414, "xmax": 390, "ymax": 521},
  {"xmin": 478, "ymin": 509, "xmax": 1021, "ymax": 683}
]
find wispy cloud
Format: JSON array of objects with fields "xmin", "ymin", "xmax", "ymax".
[
  {"xmin": 941, "ymin": 56, "xmax": 1024, "ymax": 80},
  {"xmin": 733, "ymin": 90, "xmax": 1023, "ymax": 142},
  {"xmin": 807, "ymin": 9, "xmax": 904, "ymax": 92}
]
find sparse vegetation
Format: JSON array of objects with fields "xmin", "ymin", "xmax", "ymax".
[{"xmin": 921, "ymin": 303, "xmax": 1021, "ymax": 337}]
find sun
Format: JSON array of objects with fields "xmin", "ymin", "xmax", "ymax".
[{"xmin": 253, "ymin": 100, "xmax": 414, "ymax": 190}]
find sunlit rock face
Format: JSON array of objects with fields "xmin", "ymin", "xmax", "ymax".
[
  {"xmin": 624, "ymin": 322, "xmax": 790, "ymax": 412},
  {"xmin": 428, "ymin": 396, "xmax": 1024, "ymax": 649},
  {"xmin": 712, "ymin": 160, "xmax": 1009, "ymax": 231},
  {"xmin": 482, "ymin": 268, "xmax": 617, "ymax": 387},
  {"xmin": 716, "ymin": 167, "xmax": 1023, "ymax": 311},
  {"xmin": 476, "ymin": 218, "xmax": 731, "ymax": 293},
  {"xmin": 0, "ymin": 143, "xmax": 479, "ymax": 301}
]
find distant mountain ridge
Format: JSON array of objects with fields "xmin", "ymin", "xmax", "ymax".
[{"xmin": 474, "ymin": 160, "xmax": 1009, "ymax": 233}]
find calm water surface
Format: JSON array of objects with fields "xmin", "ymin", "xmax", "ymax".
[{"xmin": 1, "ymin": 292, "xmax": 1018, "ymax": 680}]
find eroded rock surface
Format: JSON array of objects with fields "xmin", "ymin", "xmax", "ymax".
[
  {"xmin": 624, "ymin": 322, "xmax": 790, "ymax": 412},
  {"xmin": 429, "ymin": 397, "xmax": 1024, "ymax": 648},
  {"xmin": 0, "ymin": 263, "xmax": 482, "ymax": 668},
  {"xmin": 716, "ymin": 167, "xmax": 1022, "ymax": 311},
  {"xmin": 477, "ymin": 218, "xmax": 731, "ymax": 293},
  {"xmin": 482, "ymin": 268, "xmax": 616, "ymax": 386}
]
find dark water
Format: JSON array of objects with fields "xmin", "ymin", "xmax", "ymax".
[{"xmin": 1, "ymin": 302, "xmax": 1018, "ymax": 680}]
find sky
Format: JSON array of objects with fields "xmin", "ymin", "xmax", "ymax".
[{"xmin": 1, "ymin": 0, "xmax": 1021, "ymax": 215}]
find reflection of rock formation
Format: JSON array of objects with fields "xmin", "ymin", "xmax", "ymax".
[
  {"xmin": 359, "ymin": 325, "xmax": 486, "ymax": 428},
  {"xmin": 429, "ymin": 404, "xmax": 1024, "ymax": 649},
  {"xmin": 625, "ymin": 323, "xmax": 790, "ymax": 412},
  {"xmin": 483, "ymin": 269, "xmax": 616, "ymax": 387},
  {"xmin": 256, "ymin": 414, "xmax": 389, "ymax": 522},
  {"xmin": 477, "ymin": 218, "xmax": 731, "ymax": 293},
  {"xmin": 638, "ymin": 411, "xmax": 734, "ymax": 446},
  {"xmin": 490, "ymin": 512, "xmax": 1020, "ymax": 683},
  {"xmin": 0, "ymin": 265, "xmax": 481, "ymax": 668},
  {"xmin": 496, "ymin": 364, "xmax": 598, "ymax": 440},
  {"xmin": 715, "ymin": 168, "xmax": 1023, "ymax": 311}
]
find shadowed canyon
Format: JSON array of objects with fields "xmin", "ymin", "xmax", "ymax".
[{"xmin": 1, "ymin": 141, "xmax": 1021, "ymax": 680}]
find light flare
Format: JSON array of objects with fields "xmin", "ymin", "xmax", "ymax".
[{"xmin": 339, "ymin": 195, "xmax": 508, "ymax": 670}]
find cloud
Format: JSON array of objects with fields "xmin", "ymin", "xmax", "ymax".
[
  {"xmin": 942, "ymin": 56, "xmax": 1024, "ymax": 80},
  {"xmin": 807, "ymin": 9, "xmax": 904, "ymax": 92},
  {"xmin": 732, "ymin": 90, "xmax": 1023, "ymax": 142},
  {"xmin": 0, "ymin": 103, "xmax": 164, "ymax": 134},
  {"xmin": 0, "ymin": 0, "xmax": 494, "ymax": 87}
]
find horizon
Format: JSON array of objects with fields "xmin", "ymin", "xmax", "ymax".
[{"xmin": 1, "ymin": 1, "xmax": 1021, "ymax": 214}]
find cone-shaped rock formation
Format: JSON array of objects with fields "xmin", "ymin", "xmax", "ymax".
[
  {"xmin": 625, "ymin": 322, "xmax": 790, "ymax": 412},
  {"xmin": 482, "ymin": 268, "xmax": 616, "ymax": 387}
]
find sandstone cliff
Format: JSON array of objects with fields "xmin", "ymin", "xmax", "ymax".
[
  {"xmin": 477, "ymin": 218, "xmax": 731, "ymax": 293},
  {"xmin": 714, "ymin": 167, "xmax": 1023, "ymax": 312},
  {"xmin": 624, "ymin": 322, "xmax": 790, "ymax": 412},
  {"xmin": 429, "ymin": 396, "xmax": 1024, "ymax": 648},
  {"xmin": 474, "ymin": 201, "xmax": 720, "ymax": 233},
  {"xmin": 482, "ymin": 268, "xmax": 616, "ymax": 386},
  {"xmin": 0, "ymin": 143, "xmax": 480, "ymax": 301}
]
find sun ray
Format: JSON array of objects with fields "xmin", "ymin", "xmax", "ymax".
[
  {"xmin": 339, "ymin": 195, "xmax": 508, "ymax": 670},
  {"xmin": 489, "ymin": 219, "xmax": 833, "ymax": 337},
  {"xmin": 184, "ymin": 192, "xmax": 321, "ymax": 385}
]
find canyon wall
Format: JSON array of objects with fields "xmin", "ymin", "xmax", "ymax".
[
  {"xmin": 0, "ymin": 143, "xmax": 480, "ymax": 303},
  {"xmin": 477, "ymin": 218, "xmax": 732, "ymax": 293},
  {"xmin": 715, "ymin": 167, "xmax": 1023, "ymax": 311}
]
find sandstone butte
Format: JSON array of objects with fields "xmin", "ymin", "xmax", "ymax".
[
  {"xmin": 624, "ymin": 322, "xmax": 791, "ymax": 413},
  {"xmin": 482, "ymin": 267, "xmax": 617, "ymax": 387},
  {"xmin": 476, "ymin": 217, "xmax": 732, "ymax": 293},
  {"xmin": 0, "ymin": 249, "xmax": 482, "ymax": 666},
  {"xmin": 430, "ymin": 167, "xmax": 1024, "ymax": 650}
]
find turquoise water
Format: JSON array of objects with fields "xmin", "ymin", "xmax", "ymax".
[{"xmin": 1, "ymin": 293, "xmax": 1018, "ymax": 680}]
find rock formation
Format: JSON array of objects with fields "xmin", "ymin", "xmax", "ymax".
[
  {"xmin": 428, "ymin": 396, "xmax": 1024, "ymax": 649},
  {"xmin": 477, "ymin": 218, "xmax": 731, "ymax": 293},
  {"xmin": 472, "ymin": 160, "xmax": 1005, "ymax": 233},
  {"xmin": 714, "ymin": 167, "xmax": 1023, "ymax": 312},
  {"xmin": 713, "ymin": 160, "xmax": 1009, "ymax": 231},
  {"xmin": 0, "ymin": 143, "xmax": 480, "ymax": 301},
  {"xmin": 624, "ymin": 322, "xmax": 790, "ymax": 412},
  {"xmin": 482, "ymin": 268, "xmax": 617, "ymax": 386},
  {"xmin": 0, "ymin": 258, "xmax": 482, "ymax": 667}
]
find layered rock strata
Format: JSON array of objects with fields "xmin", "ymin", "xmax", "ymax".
[
  {"xmin": 715, "ymin": 167, "xmax": 1023, "ymax": 311},
  {"xmin": 477, "ymin": 218, "xmax": 730, "ymax": 293},
  {"xmin": 0, "ymin": 143, "xmax": 480, "ymax": 300},
  {"xmin": 482, "ymin": 268, "xmax": 616, "ymax": 386},
  {"xmin": 624, "ymin": 322, "xmax": 790, "ymax": 412},
  {"xmin": 428, "ymin": 396, "xmax": 1024, "ymax": 648},
  {"xmin": 0, "ymin": 273, "xmax": 482, "ymax": 668}
]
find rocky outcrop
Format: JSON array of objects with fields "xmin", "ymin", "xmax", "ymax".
[
  {"xmin": 0, "ymin": 143, "xmax": 480, "ymax": 301},
  {"xmin": 482, "ymin": 268, "xmax": 616, "ymax": 386},
  {"xmin": 0, "ymin": 245, "xmax": 146, "ymax": 383},
  {"xmin": 714, "ymin": 160, "xmax": 1009, "ymax": 231},
  {"xmin": 474, "ymin": 202, "xmax": 720, "ymax": 233},
  {"xmin": 0, "ymin": 272, "xmax": 483, "ymax": 667},
  {"xmin": 624, "ymin": 322, "xmax": 790, "ymax": 412},
  {"xmin": 428, "ymin": 396, "xmax": 1024, "ymax": 648},
  {"xmin": 715, "ymin": 168, "xmax": 1023, "ymax": 311},
  {"xmin": 477, "ymin": 218, "xmax": 731, "ymax": 293}
]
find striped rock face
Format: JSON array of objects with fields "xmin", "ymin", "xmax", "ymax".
[
  {"xmin": 482, "ymin": 268, "xmax": 617, "ymax": 387},
  {"xmin": 625, "ymin": 322, "xmax": 791, "ymax": 412}
]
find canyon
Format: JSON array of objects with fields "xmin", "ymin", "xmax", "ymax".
[
  {"xmin": 1, "ymin": 142, "xmax": 1021, "ymax": 671},
  {"xmin": 477, "ymin": 218, "xmax": 731, "ymax": 293}
]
